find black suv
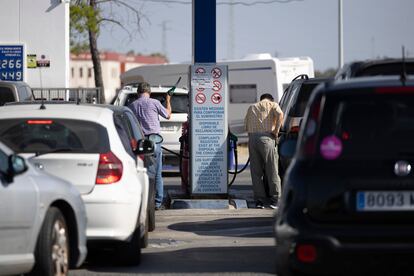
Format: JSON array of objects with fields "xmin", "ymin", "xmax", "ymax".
[
  {"xmin": 335, "ymin": 58, "xmax": 414, "ymax": 80},
  {"xmin": 278, "ymin": 75, "xmax": 330, "ymax": 178},
  {"xmin": 275, "ymin": 76, "xmax": 414, "ymax": 275}
]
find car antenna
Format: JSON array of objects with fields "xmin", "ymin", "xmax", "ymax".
[
  {"xmin": 38, "ymin": 67, "xmax": 46, "ymax": 110},
  {"xmin": 401, "ymin": 45, "xmax": 407, "ymax": 86}
]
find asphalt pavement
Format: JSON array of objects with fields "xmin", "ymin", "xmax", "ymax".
[{"xmin": 72, "ymin": 169, "xmax": 278, "ymax": 276}]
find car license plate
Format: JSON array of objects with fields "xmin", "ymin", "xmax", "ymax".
[{"xmin": 357, "ymin": 191, "xmax": 414, "ymax": 211}]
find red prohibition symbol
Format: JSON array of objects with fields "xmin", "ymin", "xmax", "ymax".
[
  {"xmin": 212, "ymin": 80, "xmax": 222, "ymax": 92},
  {"xmin": 195, "ymin": 67, "xmax": 206, "ymax": 74},
  {"xmin": 211, "ymin": 93, "xmax": 222, "ymax": 104},
  {"xmin": 195, "ymin": 93, "xmax": 206, "ymax": 104},
  {"xmin": 211, "ymin": 67, "xmax": 222, "ymax": 78}
]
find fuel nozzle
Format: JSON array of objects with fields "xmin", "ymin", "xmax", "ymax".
[{"xmin": 166, "ymin": 76, "xmax": 182, "ymax": 96}]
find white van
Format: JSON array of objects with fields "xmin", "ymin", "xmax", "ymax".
[
  {"xmin": 113, "ymin": 84, "xmax": 188, "ymax": 172},
  {"xmin": 120, "ymin": 54, "xmax": 314, "ymax": 140}
]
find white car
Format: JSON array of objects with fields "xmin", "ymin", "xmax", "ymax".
[
  {"xmin": 0, "ymin": 102, "xmax": 153, "ymax": 265},
  {"xmin": 113, "ymin": 85, "xmax": 189, "ymax": 172},
  {"xmin": 0, "ymin": 80, "xmax": 34, "ymax": 106},
  {"xmin": 0, "ymin": 141, "xmax": 87, "ymax": 275}
]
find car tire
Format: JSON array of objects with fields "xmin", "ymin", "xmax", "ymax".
[
  {"xmin": 148, "ymin": 184, "xmax": 156, "ymax": 232},
  {"xmin": 31, "ymin": 207, "xmax": 69, "ymax": 276},
  {"xmin": 141, "ymin": 216, "xmax": 149, "ymax": 248},
  {"xmin": 117, "ymin": 226, "xmax": 141, "ymax": 265}
]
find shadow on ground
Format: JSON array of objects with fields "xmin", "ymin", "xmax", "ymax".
[
  {"xmin": 168, "ymin": 217, "xmax": 275, "ymax": 238},
  {"xmin": 80, "ymin": 245, "xmax": 276, "ymax": 274}
]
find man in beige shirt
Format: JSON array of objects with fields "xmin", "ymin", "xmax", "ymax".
[{"xmin": 244, "ymin": 93, "xmax": 283, "ymax": 209}]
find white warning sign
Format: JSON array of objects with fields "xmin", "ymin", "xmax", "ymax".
[{"xmin": 190, "ymin": 64, "xmax": 228, "ymax": 195}]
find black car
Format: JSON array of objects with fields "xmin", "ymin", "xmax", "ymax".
[
  {"xmin": 278, "ymin": 75, "xmax": 330, "ymax": 178},
  {"xmin": 335, "ymin": 58, "xmax": 414, "ymax": 80},
  {"xmin": 275, "ymin": 76, "xmax": 414, "ymax": 275}
]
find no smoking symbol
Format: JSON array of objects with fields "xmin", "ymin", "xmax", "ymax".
[
  {"xmin": 195, "ymin": 93, "xmax": 206, "ymax": 104},
  {"xmin": 211, "ymin": 67, "xmax": 222, "ymax": 78},
  {"xmin": 211, "ymin": 93, "xmax": 222, "ymax": 104},
  {"xmin": 212, "ymin": 80, "xmax": 222, "ymax": 92}
]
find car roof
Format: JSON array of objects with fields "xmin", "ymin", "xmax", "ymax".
[
  {"xmin": 0, "ymin": 80, "xmax": 30, "ymax": 88},
  {"xmin": 0, "ymin": 102, "xmax": 116, "ymax": 124},
  {"xmin": 338, "ymin": 58, "xmax": 414, "ymax": 77},
  {"xmin": 316, "ymin": 76, "xmax": 414, "ymax": 95}
]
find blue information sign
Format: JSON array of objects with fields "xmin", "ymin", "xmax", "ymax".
[{"xmin": 0, "ymin": 45, "xmax": 24, "ymax": 81}]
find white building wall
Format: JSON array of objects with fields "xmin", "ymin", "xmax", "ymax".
[
  {"xmin": 101, "ymin": 60, "xmax": 120, "ymax": 102},
  {"xmin": 0, "ymin": 0, "xmax": 69, "ymax": 87}
]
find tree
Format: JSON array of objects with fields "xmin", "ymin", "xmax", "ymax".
[
  {"xmin": 70, "ymin": 0, "xmax": 145, "ymax": 103},
  {"xmin": 315, "ymin": 68, "xmax": 337, "ymax": 78}
]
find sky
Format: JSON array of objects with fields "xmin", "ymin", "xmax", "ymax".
[{"xmin": 98, "ymin": 0, "xmax": 414, "ymax": 71}]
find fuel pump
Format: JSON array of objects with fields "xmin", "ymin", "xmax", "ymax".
[
  {"xmin": 177, "ymin": 120, "xmax": 250, "ymax": 194},
  {"xmin": 179, "ymin": 119, "xmax": 190, "ymax": 194}
]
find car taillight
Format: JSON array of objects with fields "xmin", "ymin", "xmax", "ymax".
[
  {"xmin": 27, "ymin": 120, "xmax": 53, "ymax": 124},
  {"xmin": 296, "ymin": 244, "xmax": 317, "ymax": 263},
  {"xmin": 95, "ymin": 152, "xmax": 123, "ymax": 184},
  {"xmin": 289, "ymin": 126, "xmax": 300, "ymax": 133}
]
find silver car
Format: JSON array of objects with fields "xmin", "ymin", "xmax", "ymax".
[{"xmin": 0, "ymin": 142, "xmax": 87, "ymax": 276}]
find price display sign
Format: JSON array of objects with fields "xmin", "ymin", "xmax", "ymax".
[{"xmin": 0, "ymin": 45, "xmax": 24, "ymax": 81}]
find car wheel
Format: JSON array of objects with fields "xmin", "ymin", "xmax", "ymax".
[
  {"xmin": 148, "ymin": 184, "xmax": 156, "ymax": 232},
  {"xmin": 32, "ymin": 207, "xmax": 69, "ymax": 276},
  {"xmin": 117, "ymin": 226, "xmax": 141, "ymax": 265}
]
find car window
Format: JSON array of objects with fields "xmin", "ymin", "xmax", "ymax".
[
  {"xmin": 0, "ymin": 149, "xmax": 8, "ymax": 174},
  {"xmin": 123, "ymin": 91, "xmax": 189, "ymax": 114},
  {"xmin": 279, "ymin": 87, "xmax": 292, "ymax": 112},
  {"xmin": 151, "ymin": 93, "xmax": 189, "ymax": 113},
  {"xmin": 113, "ymin": 114, "xmax": 135, "ymax": 158},
  {"xmin": 17, "ymin": 86, "xmax": 32, "ymax": 101},
  {"xmin": 0, "ymin": 87, "xmax": 15, "ymax": 106},
  {"xmin": 0, "ymin": 119, "xmax": 110, "ymax": 154},
  {"xmin": 125, "ymin": 94, "xmax": 138, "ymax": 107},
  {"xmin": 289, "ymin": 82, "xmax": 319, "ymax": 117},
  {"xmin": 355, "ymin": 63, "xmax": 414, "ymax": 77},
  {"xmin": 283, "ymin": 83, "xmax": 301, "ymax": 113},
  {"xmin": 318, "ymin": 93, "xmax": 414, "ymax": 159},
  {"xmin": 124, "ymin": 111, "xmax": 145, "ymax": 140}
]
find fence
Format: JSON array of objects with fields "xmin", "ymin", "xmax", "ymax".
[{"xmin": 32, "ymin": 88, "xmax": 101, "ymax": 104}]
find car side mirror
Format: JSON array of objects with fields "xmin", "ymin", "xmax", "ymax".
[
  {"xmin": 134, "ymin": 139, "xmax": 155, "ymax": 155},
  {"xmin": 147, "ymin": 133, "xmax": 163, "ymax": 144},
  {"xmin": 279, "ymin": 138, "xmax": 297, "ymax": 159},
  {"xmin": 3, "ymin": 155, "xmax": 27, "ymax": 183}
]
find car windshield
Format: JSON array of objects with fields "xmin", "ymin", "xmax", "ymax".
[
  {"xmin": 318, "ymin": 93, "xmax": 414, "ymax": 159},
  {"xmin": 0, "ymin": 119, "xmax": 110, "ymax": 154},
  {"xmin": 289, "ymin": 82, "xmax": 319, "ymax": 117}
]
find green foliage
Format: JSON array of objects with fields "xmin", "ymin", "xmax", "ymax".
[
  {"xmin": 150, "ymin": 52, "xmax": 169, "ymax": 62},
  {"xmin": 70, "ymin": 0, "xmax": 102, "ymax": 52},
  {"xmin": 315, "ymin": 68, "xmax": 337, "ymax": 78}
]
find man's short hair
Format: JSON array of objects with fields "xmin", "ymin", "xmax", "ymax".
[
  {"xmin": 260, "ymin": 93, "xmax": 274, "ymax": 101},
  {"xmin": 137, "ymin": 82, "xmax": 151, "ymax": 94}
]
